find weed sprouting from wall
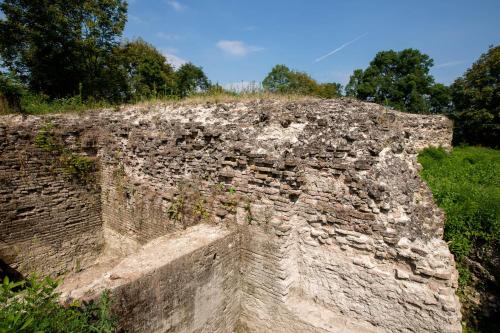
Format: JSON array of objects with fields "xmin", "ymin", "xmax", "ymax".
[{"xmin": 34, "ymin": 122, "xmax": 97, "ymax": 182}]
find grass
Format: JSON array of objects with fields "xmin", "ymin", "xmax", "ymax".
[
  {"xmin": 0, "ymin": 91, "xmax": 325, "ymax": 116},
  {"xmin": 418, "ymin": 146, "xmax": 499, "ymax": 333},
  {"xmin": 19, "ymin": 94, "xmax": 114, "ymax": 115}
]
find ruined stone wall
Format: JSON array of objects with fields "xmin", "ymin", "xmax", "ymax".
[
  {"xmin": 0, "ymin": 98, "xmax": 462, "ymax": 333},
  {"xmin": 88, "ymin": 99, "xmax": 459, "ymax": 332},
  {"xmin": 0, "ymin": 117, "xmax": 103, "ymax": 276},
  {"xmin": 60, "ymin": 225, "xmax": 240, "ymax": 333}
]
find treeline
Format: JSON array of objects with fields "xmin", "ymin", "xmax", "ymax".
[
  {"xmin": 0, "ymin": 0, "xmax": 211, "ymax": 109},
  {"xmin": 0, "ymin": 1, "xmax": 498, "ymax": 148},
  {"xmin": 262, "ymin": 46, "xmax": 499, "ymax": 148}
]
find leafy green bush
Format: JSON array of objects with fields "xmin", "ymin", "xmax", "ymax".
[
  {"xmin": 0, "ymin": 275, "xmax": 115, "ymax": 333},
  {"xmin": 418, "ymin": 146, "xmax": 499, "ymax": 332}
]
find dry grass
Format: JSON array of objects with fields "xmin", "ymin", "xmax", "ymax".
[{"xmin": 129, "ymin": 92, "xmax": 322, "ymax": 108}]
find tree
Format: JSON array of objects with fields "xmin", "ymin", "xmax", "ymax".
[
  {"xmin": 0, "ymin": 0, "xmax": 128, "ymax": 100},
  {"xmin": 428, "ymin": 83, "xmax": 452, "ymax": 114},
  {"xmin": 262, "ymin": 64, "xmax": 342, "ymax": 98},
  {"xmin": 451, "ymin": 46, "xmax": 499, "ymax": 147},
  {"xmin": 118, "ymin": 39, "xmax": 176, "ymax": 100},
  {"xmin": 315, "ymin": 82, "xmax": 343, "ymax": 99},
  {"xmin": 345, "ymin": 49, "xmax": 444, "ymax": 113},
  {"xmin": 175, "ymin": 63, "xmax": 209, "ymax": 98},
  {"xmin": 262, "ymin": 65, "xmax": 295, "ymax": 93}
]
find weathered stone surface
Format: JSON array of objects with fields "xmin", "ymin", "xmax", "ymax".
[{"xmin": 0, "ymin": 98, "xmax": 461, "ymax": 333}]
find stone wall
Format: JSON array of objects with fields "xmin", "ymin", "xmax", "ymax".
[
  {"xmin": 0, "ymin": 117, "xmax": 103, "ymax": 276},
  {"xmin": 0, "ymin": 98, "xmax": 462, "ymax": 332},
  {"xmin": 59, "ymin": 225, "xmax": 240, "ymax": 333}
]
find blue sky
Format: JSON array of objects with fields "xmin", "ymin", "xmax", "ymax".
[
  {"xmin": 5, "ymin": 1, "xmax": 498, "ymax": 88},
  {"xmin": 125, "ymin": 0, "xmax": 499, "ymax": 88}
]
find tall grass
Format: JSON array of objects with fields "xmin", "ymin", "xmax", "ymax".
[{"xmin": 20, "ymin": 94, "xmax": 114, "ymax": 115}]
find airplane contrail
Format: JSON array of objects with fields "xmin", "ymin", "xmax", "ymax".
[{"xmin": 315, "ymin": 33, "xmax": 368, "ymax": 62}]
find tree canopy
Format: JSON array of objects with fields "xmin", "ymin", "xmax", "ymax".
[
  {"xmin": 345, "ymin": 48, "xmax": 449, "ymax": 113},
  {"xmin": 117, "ymin": 39, "xmax": 176, "ymax": 100},
  {"xmin": 262, "ymin": 64, "xmax": 342, "ymax": 98},
  {"xmin": 175, "ymin": 63, "xmax": 210, "ymax": 98},
  {"xmin": 451, "ymin": 46, "xmax": 499, "ymax": 148},
  {"xmin": 0, "ymin": 0, "xmax": 128, "ymax": 99}
]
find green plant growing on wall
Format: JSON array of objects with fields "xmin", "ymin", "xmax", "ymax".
[
  {"xmin": 192, "ymin": 198, "xmax": 209, "ymax": 220},
  {"xmin": 167, "ymin": 196, "xmax": 185, "ymax": 222},
  {"xmin": 34, "ymin": 122, "xmax": 96, "ymax": 182},
  {"xmin": 34, "ymin": 122, "xmax": 58, "ymax": 152},
  {"xmin": 244, "ymin": 201, "xmax": 253, "ymax": 224},
  {"xmin": 60, "ymin": 154, "xmax": 95, "ymax": 180}
]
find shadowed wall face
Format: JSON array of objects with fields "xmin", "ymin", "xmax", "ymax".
[{"xmin": 0, "ymin": 120, "xmax": 103, "ymax": 276}]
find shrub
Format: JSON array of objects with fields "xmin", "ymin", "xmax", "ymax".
[
  {"xmin": 0, "ymin": 275, "xmax": 115, "ymax": 333},
  {"xmin": 418, "ymin": 146, "xmax": 499, "ymax": 332}
]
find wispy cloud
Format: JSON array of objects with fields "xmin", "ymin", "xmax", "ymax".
[
  {"xmin": 166, "ymin": 0, "xmax": 186, "ymax": 12},
  {"xmin": 216, "ymin": 40, "xmax": 263, "ymax": 57},
  {"xmin": 156, "ymin": 32, "xmax": 181, "ymax": 40},
  {"xmin": 315, "ymin": 33, "xmax": 368, "ymax": 62},
  {"xmin": 161, "ymin": 48, "xmax": 187, "ymax": 69},
  {"xmin": 434, "ymin": 60, "xmax": 465, "ymax": 69}
]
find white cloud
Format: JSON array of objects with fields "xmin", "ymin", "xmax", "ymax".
[
  {"xmin": 434, "ymin": 60, "xmax": 465, "ymax": 69},
  {"xmin": 156, "ymin": 32, "xmax": 181, "ymax": 40},
  {"xmin": 166, "ymin": 0, "xmax": 186, "ymax": 12},
  {"xmin": 161, "ymin": 49, "xmax": 187, "ymax": 69},
  {"xmin": 315, "ymin": 33, "xmax": 368, "ymax": 62},
  {"xmin": 216, "ymin": 40, "xmax": 263, "ymax": 57}
]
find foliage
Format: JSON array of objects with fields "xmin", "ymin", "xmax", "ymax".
[
  {"xmin": 345, "ymin": 48, "xmax": 449, "ymax": 113},
  {"xmin": 315, "ymin": 82, "xmax": 343, "ymax": 99},
  {"xmin": 117, "ymin": 39, "xmax": 176, "ymax": 100},
  {"xmin": 0, "ymin": 72, "xmax": 24, "ymax": 113},
  {"xmin": 0, "ymin": 0, "xmax": 128, "ymax": 100},
  {"xmin": 418, "ymin": 146, "xmax": 500, "ymax": 332},
  {"xmin": 0, "ymin": 275, "xmax": 114, "ymax": 333},
  {"xmin": 175, "ymin": 63, "xmax": 210, "ymax": 98},
  {"xmin": 20, "ymin": 93, "xmax": 113, "ymax": 115},
  {"xmin": 35, "ymin": 122, "xmax": 96, "ymax": 181},
  {"xmin": 262, "ymin": 64, "xmax": 342, "ymax": 98},
  {"xmin": 167, "ymin": 196, "xmax": 186, "ymax": 222},
  {"xmin": 450, "ymin": 45, "xmax": 499, "ymax": 148}
]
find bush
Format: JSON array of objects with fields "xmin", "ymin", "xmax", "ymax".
[
  {"xmin": 0, "ymin": 275, "xmax": 115, "ymax": 333},
  {"xmin": 418, "ymin": 146, "xmax": 499, "ymax": 332}
]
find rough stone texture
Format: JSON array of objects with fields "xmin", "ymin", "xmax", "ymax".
[
  {"xmin": 0, "ymin": 120, "xmax": 102, "ymax": 276},
  {"xmin": 0, "ymin": 98, "xmax": 461, "ymax": 332},
  {"xmin": 59, "ymin": 224, "xmax": 240, "ymax": 333}
]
